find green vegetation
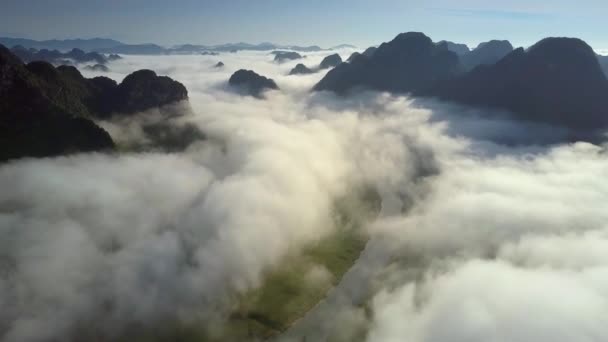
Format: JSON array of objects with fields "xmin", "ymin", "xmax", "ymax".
[{"xmin": 111, "ymin": 187, "xmax": 380, "ymax": 342}]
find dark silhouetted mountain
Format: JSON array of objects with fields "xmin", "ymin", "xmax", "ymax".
[
  {"xmin": 114, "ymin": 70, "xmax": 188, "ymax": 114},
  {"xmin": 289, "ymin": 63, "xmax": 314, "ymax": 75},
  {"xmin": 0, "ymin": 37, "xmax": 124, "ymax": 51},
  {"xmin": 362, "ymin": 46, "xmax": 377, "ymax": 57},
  {"xmin": 599, "ymin": 54, "xmax": 608, "ymax": 77},
  {"xmin": 422, "ymin": 37, "xmax": 608, "ymax": 133},
  {"xmin": 229, "ymin": 69, "xmax": 279, "ymax": 97},
  {"xmin": 108, "ymin": 54, "xmax": 122, "ymax": 61},
  {"xmin": 85, "ymin": 64, "xmax": 110, "ymax": 72},
  {"xmin": 201, "ymin": 51, "xmax": 220, "ymax": 56},
  {"xmin": 11, "ymin": 46, "xmax": 111, "ymax": 65},
  {"xmin": 273, "ymin": 51, "xmax": 303, "ymax": 63},
  {"xmin": 461, "ymin": 40, "xmax": 513, "ymax": 71},
  {"xmin": 347, "ymin": 52, "xmax": 361, "ymax": 63},
  {"xmin": 214, "ymin": 61, "xmax": 225, "ymax": 68},
  {"xmin": 0, "ymin": 44, "xmax": 190, "ymax": 161},
  {"xmin": 437, "ymin": 41, "xmax": 470, "ymax": 56},
  {"xmin": 314, "ymin": 32, "xmax": 460, "ymax": 94},
  {"xmin": 319, "ymin": 53, "xmax": 343, "ymax": 69},
  {"xmin": 0, "ymin": 45, "xmax": 113, "ymax": 161},
  {"xmin": 95, "ymin": 44, "xmax": 166, "ymax": 55}
]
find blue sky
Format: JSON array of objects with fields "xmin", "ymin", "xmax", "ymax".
[{"xmin": 1, "ymin": 0, "xmax": 606, "ymax": 50}]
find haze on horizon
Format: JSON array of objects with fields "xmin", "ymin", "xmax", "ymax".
[{"xmin": 1, "ymin": 0, "xmax": 607, "ymax": 50}]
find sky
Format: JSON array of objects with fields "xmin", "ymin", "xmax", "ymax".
[{"xmin": 1, "ymin": 0, "xmax": 607, "ymax": 50}]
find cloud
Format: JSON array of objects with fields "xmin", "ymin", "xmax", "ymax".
[
  {"xmin": 365, "ymin": 142, "xmax": 608, "ymax": 341},
  {"xmin": 369, "ymin": 260, "xmax": 608, "ymax": 342},
  {"xmin": 2, "ymin": 49, "xmax": 608, "ymax": 342},
  {"xmin": 0, "ymin": 49, "xmax": 444, "ymax": 341}
]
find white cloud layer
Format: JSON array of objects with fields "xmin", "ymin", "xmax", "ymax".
[{"xmin": 1, "ymin": 49, "xmax": 607, "ymax": 342}]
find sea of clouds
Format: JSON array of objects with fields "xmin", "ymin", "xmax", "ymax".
[{"xmin": 1, "ymin": 48, "xmax": 607, "ymax": 342}]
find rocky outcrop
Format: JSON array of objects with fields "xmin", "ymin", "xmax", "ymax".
[
  {"xmin": 214, "ymin": 61, "xmax": 225, "ymax": 68},
  {"xmin": 0, "ymin": 44, "xmax": 190, "ymax": 161},
  {"xmin": 319, "ymin": 53, "xmax": 343, "ymax": 69},
  {"xmin": 460, "ymin": 40, "xmax": 513, "ymax": 71},
  {"xmin": 422, "ymin": 37, "xmax": 608, "ymax": 132},
  {"xmin": 290, "ymin": 54, "xmax": 343, "ymax": 76},
  {"xmin": 347, "ymin": 52, "xmax": 361, "ymax": 63},
  {"xmin": 229, "ymin": 69, "xmax": 278, "ymax": 97},
  {"xmin": 313, "ymin": 32, "xmax": 460, "ymax": 94},
  {"xmin": 273, "ymin": 51, "xmax": 302, "ymax": 63},
  {"xmin": 289, "ymin": 63, "xmax": 314, "ymax": 75},
  {"xmin": 113, "ymin": 70, "xmax": 188, "ymax": 114}
]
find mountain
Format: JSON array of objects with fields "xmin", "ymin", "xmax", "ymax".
[
  {"xmin": 0, "ymin": 46, "xmax": 113, "ymax": 161},
  {"xmin": 273, "ymin": 51, "xmax": 303, "ymax": 62},
  {"xmin": 11, "ymin": 46, "xmax": 111, "ymax": 65},
  {"xmin": 422, "ymin": 37, "xmax": 608, "ymax": 133},
  {"xmin": 288, "ymin": 54, "xmax": 343, "ymax": 76},
  {"xmin": 0, "ymin": 44, "xmax": 188, "ymax": 161},
  {"xmin": 437, "ymin": 40, "xmax": 470, "ymax": 56},
  {"xmin": 319, "ymin": 53, "xmax": 343, "ymax": 69},
  {"xmin": 0, "ymin": 37, "xmax": 124, "ymax": 51},
  {"xmin": 362, "ymin": 46, "xmax": 378, "ymax": 57},
  {"xmin": 347, "ymin": 52, "xmax": 361, "ymax": 62},
  {"xmin": 229, "ymin": 69, "xmax": 279, "ymax": 97},
  {"xmin": 114, "ymin": 70, "xmax": 188, "ymax": 114},
  {"xmin": 313, "ymin": 32, "xmax": 460, "ymax": 94},
  {"xmin": 95, "ymin": 44, "xmax": 166, "ymax": 55},
  {"xmin": 461, "ymin": 40, "xmax": 514, "ymax": 71},
  {"xmin": 289, "ymin": 63, "xmax": 314, "ymax": 75}
]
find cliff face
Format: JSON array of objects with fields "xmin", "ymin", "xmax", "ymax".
[{"xmin": 319, "ymin": 53, "xmax": 343, "ymax": 69}]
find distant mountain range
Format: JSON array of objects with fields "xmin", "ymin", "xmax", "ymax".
[
  {"xmin": 0, "ymin": 37, "xmax": 355, "ymax": 55},
  {"xmin": 0, "ymin": 37, "xmax": 123, "ymax": 51},
  {"xmin": 10, "ymin": 46, "xmax": 120, "ymax": 65}
]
